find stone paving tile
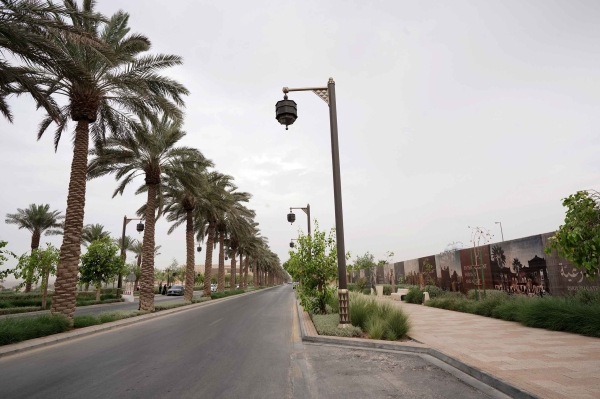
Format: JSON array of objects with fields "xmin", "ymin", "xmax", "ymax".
[{"xmin": 384, "ymin": 300, "xmax": 600, "ymax": 399}]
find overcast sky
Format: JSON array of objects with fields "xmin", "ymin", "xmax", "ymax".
[{"xmin": 2, "ymin": 0, "xmax": 600, "ymax": 286}]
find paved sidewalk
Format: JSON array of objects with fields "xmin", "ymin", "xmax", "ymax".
[{"xmin": 386, "ymin": 300, "xmax": 600, "ymax": 399}]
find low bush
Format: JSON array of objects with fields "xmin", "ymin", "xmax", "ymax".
[
  {"xmin": 0, "ymin": 306, "xmax": 41, "ymax": 315},
  {"xmin": 361, "ymin": 288, "xmax": 371, "ymax": 295},
  {"xmin": 347, "ymin": 283, "xmax": 360, "ymax": 292},
  {"xmin": 76, "ymin": 298, "xmax": 123, "ymax": 307},
  {"xmin": 427, "ymin": 293, "xmax": 600, "ymax": 337},
  {"xmin": 386, "ymin": 308, "xmax": 411, "ymax": 340},
  {"xmin": 73, "ymin": 310, "xmax": 148, "ymax": 328},
  {"xmin": 191, "ymin": 297, "xmax": 210, "ymax": 304},
  {"xmin": 311, "ymin": 313, "xmax": 362, "ymax": 338},
  {"xmin": 404, "ymin": 287, "xmax": 424, "ymax": 304},
  {"xmin": 0, "ymin": 315, "xmax": 71, "ymax": 346},
  {"xmin": 211, "ymin": 289, "xmax": 245, "ymax": 300},
  {"xmin": 365, "ymin": 317, "xmax": 386, "ymax": 339},
  {"xmin": 382, "ymin": 285, "xmax": 392, "ymax": 296},
  {"xmin": 467, "ymin": 289, "xmax": 509, "ymax": 300},
  {"xmin": 154, "ymin": 301, "xmax": 191, "ymax": 311},
  {"xmin": 423, "ymin": 285, "xmax": 443, "ymax": 299}
]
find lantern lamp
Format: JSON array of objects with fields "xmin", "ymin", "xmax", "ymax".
[
  {"xmin": 289, "ymin": 241, "xmax": 294, "ymax": 248},
  {"xmin": 275, "ymin": 94, "xmax": 297, "ymax": 130},
  {"xmin": 197, "ymin": 246, "xmax": 202, "ymax": 252},
  {"xmin": 136, "ymin": 222, "xmax": 144, "ymax": 233},
  {"xmin": 287, "ymin": 212, "xmax": 295, "ymax": 224}
]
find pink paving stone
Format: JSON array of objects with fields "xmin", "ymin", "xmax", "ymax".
[{"xmin": 381, "ymin": 299, "xmax": 600, "ymax": 399}]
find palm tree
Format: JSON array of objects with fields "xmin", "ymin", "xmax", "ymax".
[
  {"xmin": 0, "ymin": 0, "xmax": 110, "ymax": 122},
  {"xmin": 114, "ymin": 235, "xmax": 137, "ymax": 262},
  {"xmin": 215, "ymin": 190, "xmax": 254, "ymax": 293},
  {"xmin": 5, "ymin": 204, "xmax": 63, "ymax": 291},
  {"xmin": 81, "ymin": 223, "xmax": 111, "ymax": 246},
  {"xmin": 226, "ymin": 214, "xmax": 255, "ymax": 290},
  {"xmin": 163, "ymin": 161, "xmax": 214, "ymax": 301},
  {"xmin": 88, "ymin": 116, "xmax": 205, "ymax": 311},
  {"xmin": 194, "ymin": 172, "xmax": 236, "ymax": 297},
  {"xmin": 30, "ymin": 1, "xmax": 188, "ymax": 320}
]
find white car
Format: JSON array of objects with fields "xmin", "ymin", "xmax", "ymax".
[{"xmin": 210, "ymin": 284, "xmax": 217, "ymax": 292}]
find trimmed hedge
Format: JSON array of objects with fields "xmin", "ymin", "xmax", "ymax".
[
  {"xmin": 210, "ymin": 289, "xmax": 245, "ymax": 299},
  {"xmin": 0, "ymin": 306, "xmax": 41, "ymax": 315}
]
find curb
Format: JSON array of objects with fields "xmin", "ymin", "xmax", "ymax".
[
  {"xmin": 295, "ymin": 301, "xmax": 539, "ymax": 399},
  {"xmin": 0, "ymin": 286, "xmax": 277, "ymax": 359}
]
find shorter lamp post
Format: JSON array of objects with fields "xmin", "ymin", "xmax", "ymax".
[
  {"xmin": 289, "ymin": 238, "xmax": 298, "ymax": 248},
  {"xmin": 287, "ymin": 204, "xmax": 311, "ymax": 236},
  {"xmin": 119, "ymin": 216, "xmax": 144, "ymax": 298}
]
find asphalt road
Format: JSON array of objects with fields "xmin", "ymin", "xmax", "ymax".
[{"xmin": 0, "ymin": 286, "xmax": 494, "ymax": 398}]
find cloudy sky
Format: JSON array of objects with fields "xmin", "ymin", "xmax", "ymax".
[{"xmin": 2, "ymin": 0, "xmax": 599, "ymax": 286}]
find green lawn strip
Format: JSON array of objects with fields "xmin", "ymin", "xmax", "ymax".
[
  {"xmin": 310, "ymin": 313, "xmax": 362, "ymax": 338},
  {"xmin": 426, "ymin": 292, "xmax": 600, "ymax": 338}
]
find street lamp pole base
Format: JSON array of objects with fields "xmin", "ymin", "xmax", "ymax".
[{"xmin": 338, "ymin": 289, "xmax": 350, "ymax": 326}]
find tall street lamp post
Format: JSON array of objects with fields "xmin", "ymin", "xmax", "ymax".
[
  {"xmin": 287, "ymin": 204, "xmax": 311, "ymax": 236},
  {"xmin": 495, "ymin": 222, "xmax": 505, "ymax": 241},
  {"xmin": 119, "ymin": 216, "xmax": 144, "ymax": 298},
  {"xmin": 275, "ymin": 77, "xmax": 350, "ymax": 325}
]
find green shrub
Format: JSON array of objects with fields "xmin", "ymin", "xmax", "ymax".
[
  {"xmin": 404, "ymin": 287, "xmax": 424, "ymax": 304},
  {"xmin": 572, "ymin": 289, "xmax": 600, "ymax": 305},
  {"xmin": 211, "ymin": 289, "xmax": 245, "ymax": 299},
  {"xmin": 347, "ymin": 283, "xmax": 360, "ymax": 292},
  {"xmin": 326, "ymin": 293, "xmax": 339, "ymax": 313},
  {"xmin": 423, "ymin": 285, "xmax": 443, "ymax": 299},
  {"xmin": 192, "ymin": 297, "xmax": 210, "ymax": 304},
  {"xmin": 467, "ymin": 289, "xmax": 508, "ymax": 300},
  {"xmin": 355, "ymin": 278, "xmax": 367, "ymax": 291},
  {"xmin": 0, "ymin": 306, "xmax": 41, "ymax": 315},
  {"xmin": 382, "ymin": 285, "xmax": 392, "ymax": 296},
  {"xmin": 427, "ymin": 293, "xmax": 600, "ymax": 338},
  {"xmin": 311, "ymin": 313, "xmax": 362, "ymax": 337},
  {"xmin": 154, "ymin": 301, "xmax": 191, "ymax": 311},
  {"xmin": 365, "ymin": 317, "xmax": 386, "ymax": 339},
  {"xmin": 0, "ymin": 315, "xmax": 71, "ymax": 346},
  {"xmin": 73, "ymin": 315, "xmax": 101, "ymax": 328},
  {"xmin": 361, "ymin": 288, "xmax": 371, "ymax": 295}
]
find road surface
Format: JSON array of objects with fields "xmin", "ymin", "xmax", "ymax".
[{"xmin": 0, "ymin": 285, "xmax": 494, "ymax": 398}]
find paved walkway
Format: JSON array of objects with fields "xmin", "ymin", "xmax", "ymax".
[{"xmin": 385, "ymin": 300, "xmax": 600, "ymax": 399}]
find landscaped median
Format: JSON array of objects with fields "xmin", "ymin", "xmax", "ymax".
[
  {"xmin": 0, "ymin": 286, "xmax": 267, "ymax": 348},
  {"xmin": 305, "ymin": 291, "xmax": 411, "ymax": 341},
  {"xmin": 0, "ymin": 290, "xmax": 124, "ymax": 315}
]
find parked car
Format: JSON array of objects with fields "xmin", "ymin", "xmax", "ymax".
[
  {"xmin": 210, "ymin": 284, "xmax": 217, "ymax": 293},
  {"xmin": 167, "ymin": 285, "xmax": 184, "ymax": 296}
]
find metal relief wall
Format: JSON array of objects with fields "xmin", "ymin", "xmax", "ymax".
[{"xmin": 382, "ymin": 232, "xmax": 599, "ymax": 295}]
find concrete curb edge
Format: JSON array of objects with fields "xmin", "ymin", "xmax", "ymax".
[
  {"xmin": 0, "ymin": 286, "xmax": 278, "ymax": 359},
  {"xmin": 294, "ymin": 300, "xmax": 539, "ymax": 399}
]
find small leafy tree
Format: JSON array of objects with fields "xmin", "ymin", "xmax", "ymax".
[
  {"xmin": 545, "ymin": 190, "xmax": 600, "ymax": 279},
  {"xmin": 354, "ymin": 252, "xmax": 376, "ymax": 289},
  {"xmin": 79, "ymin": 237, "xmax": 125, "ymax": 301},
  {"xmin": 0, "ymin": 241, "xmax": 16, "ymax": 282},
  {"xmin": 286, "ymin": 222, "xmax": 338, "ymax": 314},
  {"xmin": 13, "ymin": 244, "xmax": 59, "ymax": 308}
]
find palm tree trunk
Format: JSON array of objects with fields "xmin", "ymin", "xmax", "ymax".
[
  {"xmin": 139, "ymin": 183, "xmax": 158, "ymax": 311},
  {"xmin": 203, "ymin": 224, "xmax": 215, "ymax": 297},
  {"xmin": 217, "ymin": 231, "xmax": 225, "ymax": 293},
  {"xmin": 243, "ymin": 256, "xmax": 249, "ymax": 289},
  {"xmin": 239, "ymin": 253, "xmax": 243, "ymax": 288},
  {"xmin": 231, "ymin": 248, "xmax": 237, "ymax": 289},
  {"xmin": 24, "ymin": 230, "xmax": 42, "ymax": 293},
  {"xmin": 51, "ymin": 120, "xmax": 90, "ymax": 320},
  {"xmin": 184, "ymin": 210, "xmax": 195, "ymax": 302},
  {"xmin": 41, "ymin": 268, "xmax": 50, "ymax": 309}
]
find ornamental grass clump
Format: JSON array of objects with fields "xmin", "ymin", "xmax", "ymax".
[
  {"xmin": 404, "ymin": 286, "xmax": 424, "ymax": 304},
  {"xmin": 347, "ymin": 292, "xmax": 411, "ymax": 340},
  {"xmin": 311, "ymin": 313, "xmax": 362, "ymax": 338}
]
